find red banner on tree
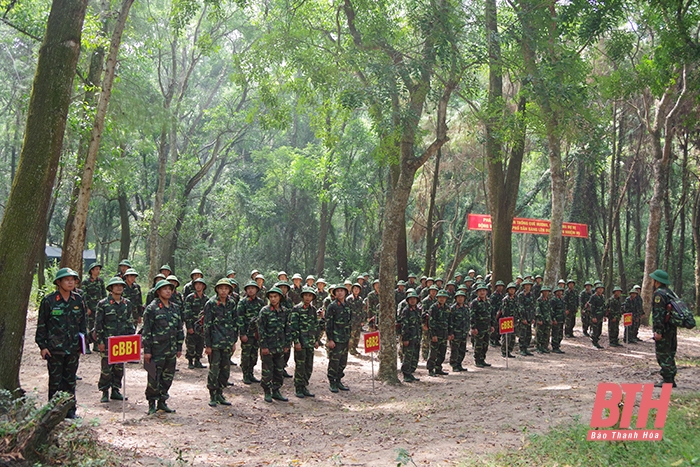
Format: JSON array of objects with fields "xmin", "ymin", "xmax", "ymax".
[{"xmin": 467, "ymin": 214, "xmax": 588, "ymax": 238}]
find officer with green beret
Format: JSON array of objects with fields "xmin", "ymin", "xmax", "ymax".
[
  {"xmin": 535, "ymin": 286, "xmax": 553, "ymax": 353},
  {"xmin": 397, "ymin": 291, "xmax": 422, "ymax": 382},
  {"xmin": 470, "ymin": 283, "xmax": 495, "ymax": 367},
  {"xmin": 122, "ymin": 268, "xmax": 144, "ymax": 327},
  {"xmin": 204, "ymin": 279, "xmax": 238, "ymax": 406},
  {"xmin": 606, "ymin": 286, "xmax": 624, "ymax": 347},
  {"xmin": 35, "ymin": 268, "xmax": 86, "ymax": 419},
  {"xmin": 258, "ymin": 287, "xmax": 291, "ymax": 402},
  {"xmin": 650, "ymin": 269, "xmax": 678, "ymax": 387},
  {"xmin": 425, "ymin": 290, "xmax": 451, "ymax": 376},
  {"xmin": 237, "ymin": 281, "xmax": 264, "ymax": 384},
  {"xmin": 185, "ymin": 278, "xmax": 209, "ymax": 369},
  {"xmin": 142, "ymin": 280, "xmax": 184, "ymax": 414},
  {"xmin": 289, "ymin": 287, "xmax": 322, "ymax": 398},
  {"xmin": 82, "ymin": 262, "xmax": 106, "ymax": 353},
  {"xmin": 95, "ymin": 277, "xmax": 135, "ymax": 403},
  {"xmin": 325, "ymin": 283, "xmax": 352, "ymax": 393},
  {"xmin": 183, "ymin": 268, "xmax": 204, "ymax": 298},
  {"xmin": 448, "ymin": 290, "xmax": 470, "ymax": 372}
]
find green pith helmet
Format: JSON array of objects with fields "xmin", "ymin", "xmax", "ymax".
[
  {"xmin": 458, "ymin": 284, "xmax": 468, "ymax": 291},
  {"xmin": 584, "ymin": 281, "xmax": 593, "ymax": 287},
  {"xmin": 455, "ymin": 290, "xmax": 467, "ymax": 298},
  {"xmin": 228, "ymin": 278, "xmax": 238, "ymax": 286},
  {"xmin": 301, "ymin": 287, "xmax": 317, "ymax": 298},
  {"xmin": 516, "ymin": 275, "xmax": 523, "ymax": 281},
  {"xmin": 190, "ymin": 268, "xmax": 203, "ymax": 278},
  {"xmin": 306, "ymin": 275, "xmax": 315, "ymax": 282},
  {"xmin": 226, "ymin": 269, "xmax": 235, "ymax": 276},
  {"xmin": 535, "ymin": 275, "xmax": 543, "ymax": 280},
  {"xmin": 154, "ymin": 279, "xmax": 173, "ymax": 292},
  {"xmin": 455, "ymin": 272, "xmax": 463, "ymax": 278},
  {"xmin": 649, "ymin": 269, "xmax": 670, "ymax": 285},
  {"xmin": 215, "ymin": 278, "xmax": 232, "ymax": 290},
  {"xmin": 446, "ymin": 280, "xmax": 456, "ymax": 287},
  {"xmin": 465, "ymin": 277, "xmax": 474, "ymax": 283},
  {"xmin": 408, "ymin": 273, "xmax": 417, "ymax": 279},
  {"xmin": 53, "ymin": 268, "xmax": 80, "ymax": 284},
  {"xmin": 567, "ymin": 279, "xmax": 576, "ymax": 284},
  {"xmin": 435, "ymin": 277, "xmax": 444, "ymax": 283},
  {"xmin": 612, "ymin": 286, "xmax": 622, "ymax": 293},
  {"xmin": 266, "ymin": 286, "xmax": 283, "ymax": 297},
  {"xmin": 276, "ymin": 281, "xmax": 291, "ymax": 290},
  {"xmin": 152, "ymin": 273, "xmax": 165, "ymax": 286},
  {"xmin": 595, "ymin": 283, "xmax": 605, "ymax": 290},
  {"xmin": 244, "ymin": 280, "xmax": 259, "ymax": 291},
  {"xmin": 436, "ymin": 290, "xmax": 449, "ymax": 298},
  {"xmin": 506, "ymin": 282, "xmax": 517, "ymax": 290},
  {"xmin": 106, "ymin": 277, "xmax": 126, "ymax": 290},
  {"xmin": 540, "ymin": 286, "xmax": 551, "ymax": 293},
  {"xmin": 426, "ymin": 277, "xmax": 434, "ymax": 283},
  {"xmin": 193, "ymin": 278, "xmax": 207, "ymax": 290},
  {"xmin": 476, "ymin": 283, "xmax": 488, "ymax": 292},
  {"xmin": 396, "ymin": 280, "xmax": 406, "ymax": 287},
  {"xmin": 420, "ymin": 276, "xmax": 427, "ymax": 281},
  {"xmin": 159, "ymin": 264, "xmax": 172, "ymax": 273},
  {"xmin": 406, "ymin": 291, "xmax": 419, "ymax": 299},
  {"xmin": 554, "ymin": 287, "xmax": 564, "ymax": 293},
  {"xmin": 521, "ymin": 280, "xmax": 533, "ymax": 286},
  {"xmin": 124, "ymin": 268, "xmax": 139, "ymax": 277},
  {"xmin": 118, "ymin": 259, "xmax": 132, "ymax": 267},
  {"xmin": 88, "ymin": 262, "xmax": 102, "ymax": 272},
  {"xmin": 428, "ymin": 285, "xmax": 439, "ymax": 292},
  {"xmin": 495, "ymin": 280, "xmax": 505, "ymax": 287},
  {"xmin": 629, "ymin": 288, "xmax": 638, "ymax": 295},
  {"xmin": 166, "ymin": 275, "xmax": 180, "ymax": 286},
  {"xmin": 334, "ymin": 283, "xmax": 349, "ymax": 294},
  {"xmin": 352, "ymin": 283, "xmax": 362, "ymax": 291},
  {"xmin": 372, "ymin": 279, "xmax": 379, "ymax": 285}
]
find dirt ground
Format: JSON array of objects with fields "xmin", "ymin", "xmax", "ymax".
[{"xmin": 19, "ymin": 311, "xmax": 700, "ymax": 467}]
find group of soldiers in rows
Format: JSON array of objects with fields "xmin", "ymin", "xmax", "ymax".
[{"xmin": 36, "ymin": 260, "xmax": 680, "ymax": 418}]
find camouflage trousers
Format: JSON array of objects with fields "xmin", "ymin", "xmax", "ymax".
[
  {"xmin": 326, "ymin": 341, "xmax": 349, "ymax": 383},
  {"xmin": 207, "ymin": 348, "xmax": 232, "ymax": 392},
  {"xmin": 145, "ymin": 354, "xmax": 176, "ymax": 401},
  {"xmin": 565, "ymin": 309, "xmax": 577, "ymax": 336},
  {"xmin": 87, "ymin": 312, "xmax": 96, "ymax": 345},
  {"xmin": 98, "ymin": 355, "xmax": 123, "ymax": 391},
  {"xmin": 608, "ymin": 317, "xmax": 620, "ymax": 345},
  {"xmin": 261, "ymin": 350, "xmax": 285, "ymax": 393},
  {"xmin": 421, "ymin": 328, "xmax": 430, "ymax": 360},
  {"xmin": 501, "ymin": 331, "xmax": 515, "ymax": 356},
  {"xmin": 449, "ymin": 338, "xmax": 467, "ymax": 368},
  {"xmin": 590, "ymin": 318, "xmax": 603, "ymax": 346},
  {"xmin": 47, "ymin": 353, "xmax": 80, "ymax": 400},
  {"xmin": 536, "ymin": 322, "xmax": 551, "ymax": 350},
  {"xmin": 473, "ymin": 329, "xmax": 489, "ymax": 363},
  {"xmin": 185, "ymin": 331, "xmax": 205, "ymax": 360},
  {"xmin": 551, "ymin": 321, "xmax": 564, "ymax": 350},
  {"xmin": 400, "ymin": 340, "xmax": 420, "ymax": 375},
  {"xmin": 293, "ymin": 347, "xmax": 315, "ymax": 390},
  {"xmin": 489, "ymin": 327, "xmax": 501, "ymax": 346},
  {"xmin": 581, "ymin": 309, "xmax": 590, "ymax": 334},
  {"xmin": 655, "ymin": 332, "xmax": 677, "ymax": 381},
  {"xmin": 240, "ymin": 337, "xmax": 259, "ymax": 380},
  {"xmin": 349, "ymin": 320, "xmax": 363, "ymax": 353},
  {"xmin": 518, "ymin": 321, "xmax": 532, "ymax": 351},
  {"xmin": 426, "ymin": 338, "xmax": 447, "ymax": 372}
]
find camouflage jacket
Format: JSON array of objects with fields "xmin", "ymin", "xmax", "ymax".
[
  {"xmin": 346, "ymin": 294, "xmax": 365, "ymax": 326},
  {"xmin": 623, "ymin": 295, "xmax": 643, "ymax": 316},
  {"xmin": 563, "ymin": 288, "xmax": 578, "ymax": 312},
  {"xmin": 449, "ymin": 303, "xmax": 470, "ymax": 340},
  {"xmin": 579, "ymin": 289, "xmax": 593, "ymax": 310},
  {"xmin": 289, "ymin": 302, "xmax": 322, "ymax": 348},
  {"xmin": 587, "ymin": 293, "xmax": 607, "ymax": 320},
  {"xmin": 81, "ymin": 277, "xmax": 106, "ymax": 312},
  {"xmin": 94, "ymin": 295, "xmax": 135, "ymax": 346},
  {"xmin": 421, "ymin": 296, "xmax": 438, "ymax": 316},
  {"xmin": 142, "ymin": 298, "xmax": 184, "ymax": 357},
  {"xmin": 258, "ymin": 304, "xmax": 291, "ymax": 353},
  {"xmin": 364, "ymin": 291, "xmax": 380, "ymax": 324},
  {"xmin": 184, "ymin": 292, "xmax": 209, "ymax": 332},
  {"xmin": 395, "ymin": 289, "xmax": 407, "ymax": 306},
  {"xmin": 606, "ymin": 296, "xmax": 623, "ymax": 319},
  {"xmin": 550, "ymin": 296, "xmax": 566, "ymax": 323},
  {"xmin": 535, "ymin": 296, "xmax": 552, "ymax": 322},
  {"xmin": 313, "ymin": 289, "xmax": 329, "ymax": 310},
  {"xmin": 35, "ymin": 290, "xmax": 87, "ymax": 354},
  {"xmin": 145, "ymin": 287, "xmax": 157, "ymax": 309},
  {"xmin": 123, "ymin": 282, "xmax": 144, "ymax": 322},
  {"xmin": 500, "ymin": 294, "xmax": 521, "ymax": 320},
  {"xmin": 325, "ymin": 299, "xmax": 352, "ymax": 344},
  {"xmin": 652, "ymin": 287, "xmax": 675, "ymax": 335},
  {"xmin": 203, "ymin": 297, "xmax": 238, "ymax": 349},
  {"xmin": 517, "ymin": 291, "xmax": 537, "ymax": 322},
  {"xmin": 426, "ymin": 302, "xmax": 450, "ymax": 340},
  {"xmin": 236, "ymin": 295, "xmax": 265, "ymax": 338},
  {"xmin": 171, "ymin": 291, "xmax": 185, "ymax": 314},
  {"xmin": 397, "ymin": 304, "xmax": 422, "ymax": 342},
  {"xmin": 289, "ymin": 286, "xmax": 304, "ymax": 306},
  {"xmin": 469, "ymin": 297, "xmax": 493, "ymax": 332},
  {"xmin": 489, "ymin": 291, "xmax": 504, "ymax": 320}
]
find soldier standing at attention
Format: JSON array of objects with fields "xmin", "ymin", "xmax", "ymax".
[
  {"xmin": 237, "ymin": 281, "xmax": 264, "ymax": 384},
  {"xmin": 204, "ymin": 279, "xmax": 238, "ymax": 407},
  {"xmin": 448, "ymin": 290, "xmax": 470, "ymax": 372},
  {"xmin": 123, "ymin": 268, "xmax": 144, "ymax": 328},
  {"xmin": 226, "ymin": 270, "xmax": 239, "ymax": 295},
  {"xmin": 397, "ymin": 291, "xmax": 422, "ymax": 382},
  {"xmin": 258, "ymin": 287, "xmax": 291, "ymax": 402},
  {"xmin": 142, "ymin": 279, "xmax": 184, "ymax": 414},
  {"xmin": 488, "ymin": 281, "xmax": 505, "ymax": 347},
  {"xmin": 184, "ymin": 278, "xmax": 209, "ymax": 369},
  {"xmin": 289, "ymin": 274, "xmax": 304, "ymax": 305},
  {"xmin": 116, "ymin": 259, "xmax": 132, "ymax": 277},
  {"xmin": 470, "ymin": 283, "xmax": 494, "ymax": 368},
  {"xmin": 95, "ymin": 277, "xmax": 135, "ymax": 403},
  {"xmin": 420, "ymin": 285, "xmax": 439, "ymax": 360},
  {"xmin": 314, "ymin": 278, "xmax": 329, "ymax": 308},
  {"xmin": 255, "ymin": 274, "xmax": 267, "ymax": 300},
  {"xmin": 305, "ymin": 275, "xmax": 316, "ymax": 288},
  {"xmin": 579, "ymin": 281, "xmax": 594, "ymax": 337},
  {"xmin": 517, "ymin": 280, "xmax": 536, "ymax": 356},
  {"xmin": 290, "ymin": 287, "xmax": 321, "ymax": 398},
  {"xmin": 347, "ymin": 283, "xmax": 365, "ymax": 356},
  {"xmin": 35, "ymin": 268, "xmax": 86, "ymax": 419},
  {"xmin": 82, "ymin": 262, "xmax": 106, "ymax": 353},
  {"xmin": 419, "ymin": 277, "xmax": 435, "ymax": 299},
  {"xmin": 166, "ymin": 275, "xmax": 184, "ymax": 311},
  {"xmin": 364, "ymin": 279, "xmax": 380, "ymax": 331},
  {"xmin": 499, "ymin": 283, "xmax": 519, "ymax": 358},
  {"xmin": 325, "ymin": 283, "xmax": 352, "ymax": 393},
  {"xmin": 587, "ymin": 283, "xmax": 606, "ymax": 349},
  {"xmin": 535, "ymin": 286, "xmax": 553, "ymax": 353},
  {"xmin": 623, "ymin": 288, "xmax": 642, "ymax": 343},
  {"xmin": 563, "ymin": 279, "xmax": 578, "ymax": 338},
  {"xmin": 426, "ymin": 290, "xmax": 450, "ymax": 376},
  {"xmin": 183, "ymin": 268, "xmax": 204, "ymax": 299},
  {"xmin": 550, "ymin": 287, "xmax": 566, "ymax": 353},
  {"xmin": 406, "ymin": 273, "xmax": 419, "ymax": 292},
  {"xmin": 606, "ymin": 286, "xmax": 624, "ymax": 347},
  {"xmin": 145, "ymin": 274, "xmax": 166, "ymax": 308},
  {"xmin": 650, "ymin": 269, "xmax": 678, "ymax": 387}
]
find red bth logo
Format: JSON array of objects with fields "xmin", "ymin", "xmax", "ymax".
[{"xmin": 587, "ymin": 383, "xmax": 672, "ymax": 441}]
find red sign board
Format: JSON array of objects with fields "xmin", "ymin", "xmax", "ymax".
[
  {"xmin": 468, "ymin": 213, "xmax": 589, "ymax": 239},
  {"xmin": 623, "ymin": 313, "xmax": 633, "ymax": 327},
  {"xmin": 364, "ymin": 331, "xmax": 380, "ymax": 353},
  {"xmin": 499, "ymin": 317, "xmax": 515, "ymax": 335},
  {"xmin": 108, "ymin": 334, "xmax": 142, "ymax": 364}
]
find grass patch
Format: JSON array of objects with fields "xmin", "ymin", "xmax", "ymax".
[{"xmin": 465, "ymin": 393, "xmax": 700, "ymax": 467}]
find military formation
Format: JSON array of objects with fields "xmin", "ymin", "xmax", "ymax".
[{"xmin": 36, "ymin": 261, "xmax": 681, "ymax": 418}]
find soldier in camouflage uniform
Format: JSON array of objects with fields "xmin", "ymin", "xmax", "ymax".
[
  {"xmin": 290, "ymin": 287, "xmax": 322, "ymax": 398},
  {"xmin": 550, "ymin": 287, "xmax": 566, "ymax": 353},
  {"xmin": 488, "ymin": 281, "xmax": 505, "ymax": 347},
  {"xmin": 95, "ymin": 277, "xmax": 135, "ymax": 402},
  {"xmin": 579, "ymin": 281, "xmax": 594, "ymax": 336},
  {"xmin": 254, "ymin": 274, "xmax": 267, "ymax": 299},
  {"xmin": 123, "ymin": 268, "xmax": 144, "ymax": 327},
  {"xmin": 420, "ymin": 285, "xmax": 439, "ymax": 360},
  {"xmin": 116, "ymin": 259, "xmax": 131, "ymax": 278},
  {"xmin": 142, "ymin": 280, "xmax": 184, "ymax": 414},
  {"xmin": 226, "ymin": 270, "xmax": 239, "ymax": 295},
  {"xmin": 535, "ymin": 286, "xmax": 552, "ymax": 353},
  {"xmin": 325, "ymin": 283, "xmax": 352, "ymax": 393},
  {"xmin": 448, "ymin": 290, "xmax": 470, "ymax": 372},
  {"xmin": 563, "ymin": 279, "xmax": 578, "ymax": 338},
  {"xmin": 184, "ymin": 278, "xmax": 209, "ymax": 369},
  {"xmin": 623, "ymin": 288, "xmax": 642, "ymax": 343},
  {"xmin": 347, "ymin": 283, "xmax": 365, "ymax": 356},
  {"xmin": 587, "ymin": 284, "xmax": 606, "ymax": 349},
  {"xmin": 183, "ymin": 268, "xmax": 204, "ymax": 299},
  {"xmin": 289, "ymin": 273, "xmax": 304, "ymax": 305},
  {"xmin": 36, "ymin": 268, "xmax": 86, "ymax": 419},
  {"xmin": 166, "ymin": 275, "xmax": 185, "ymax": 312},
  {"xmin": 454, "ymin": 272, "xmax": 464, "ymax": 288},
  {"xmin": 258, "ymin": 287, "xmax": 291, "ymax": 402},
  {"xmin": 650, "ymin": 269, "xmax": 678, "ymax": 387},
  {"xmin": 395, "ymin": 280, "xmax": 407, "ymax": 305},
  {"xmin": 445, "ymin": 281, "xmax": 457, "ymax": 306},
  {"xmin": 275, "ymin": 281, "xmax": 295, "ymax": 377},
  {"xmin": 159, "ymin": 264, "xmax": 172, "ymax": 277},
  {"xmin": 419, "ymin": 277, "xmax": 435, "ymax": 300},
  {"xmin": 517, "ymin": 280, "xmax": 536, "ymax": 356},
  {"xmin": 425, "ymin": 290, "xmax": 450, "ymax": 376},
  {"xmin": 606, "ymin": 286, "xmax": 623, "ymax": 347},
  {"xmin": 632, "ymin": 285, "xmax": 643, "ymax": 340},
  {"xmin": 237, "ymin": 281, "xmax": 264, "ymax": 384},
  {"xmin": 305, "ymin": 275, "xmax": 316, "ymax": 288},
  {"xmin": 364, "ymin": 279, "xmax": 380, "ymax": 331},
  {"xmin": 406, "ymin": 273, "xmax": 419, "ymax": 294},
  {"xmin": 397, "ymin": 291, "xmax": 422, "ymax": 382},
  {"xmin": 82, "ymin": 262, "xmax": 106, "ymax": 353},
  {"xmin": 204, "ymin": 279, "xmax": 238, "ymax": 406},
  {"xmin": 145, "ymin": 274, "xmax": 166, "ymax": 309},
  {"xmin": 470, "ymin": 284, "xmax": 494, "ymax": 368},
  {"xmin": 313, "ymin": 278, "xmax": 329, "ymax": 309},
  {"xmin": 498, "ymin": 283, "xmax": 519, "ymax": 358}
]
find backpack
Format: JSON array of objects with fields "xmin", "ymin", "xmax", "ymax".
[{"xmin": 667, "ymin": 292, "xmax": 696, "ymax": 329}]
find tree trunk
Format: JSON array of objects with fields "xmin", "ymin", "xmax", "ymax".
[
  {"xmin": 148, "ymin": 124, "xmax": 169, "ymax": 280},
  {"xmin": 423, "ymin": 149, "xmax": 441, "ymax": 276},
  {"xmin": 0, "ymin": 0, "xmax": 87, "ymax": 393},
  {"xmin": 692, "ymin": 187, "xmax": 700, "ymax": 315},
  {"xmin": 61, "ymin": 0, "xmax": 135, "ymax": 274},
  {"xmin": 544, "ymin": 124, "xmax": 565, "ymax": 286},
  {"xmin": 118, "ymin": 184, "xmax": 130, "ymax": 260},
  {"xmin": 675, "ymin": 132, "xmax": 689, "ymax": 295}
]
